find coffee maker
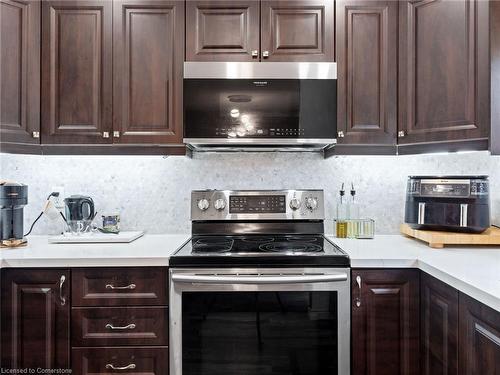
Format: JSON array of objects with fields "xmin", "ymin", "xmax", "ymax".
[{"xmin": 0, "ymin": 181, "xmax": 28, "ymax": 247}]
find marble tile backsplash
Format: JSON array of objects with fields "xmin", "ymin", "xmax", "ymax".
[{"xmin": 1, "ymin": 151, "xmax": 499, "ymax": 235}]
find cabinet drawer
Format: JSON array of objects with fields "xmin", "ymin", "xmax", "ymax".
[
  {"xmin": 72, "ymin": 347, "xmax": 168, "ymax": 375},
  {"xmin": 72, "ymin": 267, "xmax": 167, "ymax": 306},
  {"xmin": 72, "ymin": 307, "xmax": 168, "ymax": 346}
]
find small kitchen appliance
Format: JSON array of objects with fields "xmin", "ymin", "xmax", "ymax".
[
  {"xmin": 64, "ymin": 195, "xmax": 95, "ymax": 232},
  {"xmin": 183, "ymin": 62, "xmax": 337, "ymax": 152},
  {"xmin": 405, "ymin": 176, "xmax": 490, "ymax": 233},
  {"xmin": 170, "ymin": 190, "xmax": 350, "ymax": 375},
  {"xmin": 0, "ymin": 181, "xmax": 28, "ymax": 247}
]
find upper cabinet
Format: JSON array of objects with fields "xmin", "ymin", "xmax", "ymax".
[
  {"xmin": 397, "ymin": 0, "xmax": 490, "ymax": 150},
  {"xmin": 41, "ymin": 0, "xmax": 113, "ymax": 144},
  {"xmin": 335, "ymin": 0, "xmax": 397, "ymax": 150},
  {"xmin": 185, "ymin": 0, "xmax": 334, "ymax": 62},
  {"xmin": 492, "ymin": 0, "xmax": 500, "ymax": 155},
  {"xmin": 113, "ymin": 0, "xmax": 184, "ymax": 144},
  {"xmin": 186, "ymin": 0, "xmax": 260, "ymax": 61},
  {"xmin": 260, "ymin": 0, "xmax": 334, "ymax": 62},
  {"xmin": 0, "ymin": 0, "xmax": 40, "ymax": 145}
]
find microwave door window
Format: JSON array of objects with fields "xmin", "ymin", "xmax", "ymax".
[
  {"xmin": 184, "ymin": 79, "xmax": 336, "ymax": 139},
  {"xmin": 182, "ymin": 291, "xmax": 339, "ymax": 375}
]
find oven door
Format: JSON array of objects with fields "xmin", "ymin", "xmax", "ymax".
[{"xmin": 170, "ymin": 268, "xmax": 350, "ymax": 375}]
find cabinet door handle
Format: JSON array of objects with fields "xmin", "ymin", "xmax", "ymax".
[
  {"xmin": 113, "ymin": 131, "xmax": 120, "ymax": 138},
  {"xmin": 251, "ymin": 50, "xmax": 258, "ymax": 57},
  {"xmin": 32, "ymin": 131, "xmax": 40, "ymax": 138},
  {"xmin": 355, "ymin": 275, "xmax": 361, "ymax": 307},
  {"xmin": 262, "ymin": 50, "xmax": 269, "ymax": 58},
  {"xmin": 59, "ymin": 275, "xmax": 66, "ymax": 306},
  {"xmin": 105, "ymin": 323, "xmax": 136, "ymax": 330},
  {"xmin": 398, "ymin": 130, "xmax": 406, "ymax": 138},
  {"xmin": 105, "ymin": 364, "xmax": 136, "ymax": 371},
  {"xmin": 103, "ymin": 131, "xmax": 110, "ymax": 138},
  {"xmin": 337, "ymin": 131, "xmax": 345, "ymax": 138},
  {"xmin": 105, "ymin": 283, "xmax": 136, "ymax": 290}
]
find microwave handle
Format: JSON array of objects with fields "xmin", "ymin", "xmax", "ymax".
[{"xmin": 171, "ymin": 273, "xmax": 348, "ymax": 285}]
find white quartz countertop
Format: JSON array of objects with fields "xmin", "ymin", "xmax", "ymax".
[
  {"xmin": 1, "ymin": 234, "xmax": 499, "ymax": 312},
  {"xmin": 328, "ymin": 235, "xmax": 500, "ymax": 312},
  {"xmin": 0, "ymin": 234, "xmax": 190, "ymax": 268}
]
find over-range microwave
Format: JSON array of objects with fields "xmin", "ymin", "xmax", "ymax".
[{"xmin": 183, "ymin": 62, "xmax": 337, "ymax": 152}]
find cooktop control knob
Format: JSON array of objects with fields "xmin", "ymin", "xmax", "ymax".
[
  {"xmin": 197, "ymin": 198, "xmax": 210, "ymax": 211},
  {"xmin": 214, "ymin": 198, "xmax": 226, "ymax": 211},
  {"xmin": 305, "ymin": 197, "xmax": 318, "ymax": 211},
  {"xmin": 289, "ymin": 198, "xmax": 301, "ymax": 210}
]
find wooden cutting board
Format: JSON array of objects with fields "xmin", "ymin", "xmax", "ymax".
[{"xmin": 400, "ymin": 224, "xmax": 500, "ymax": 248}]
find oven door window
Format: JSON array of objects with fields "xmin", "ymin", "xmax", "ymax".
[{"xmin": 183, "ymin": 291, "xmax": 338, "ymax": 375}]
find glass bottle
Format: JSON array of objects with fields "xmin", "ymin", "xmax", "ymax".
[{"xmin": 336, "ymin": 184, "xmax": 348, "ymax": 238}]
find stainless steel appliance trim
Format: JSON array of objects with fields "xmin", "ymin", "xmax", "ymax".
[
  {"xmin": 460, "ymin": 203, "xmax": 468, "ymax": 227},
  {"xmin": 418, "ymin": 202, "xmax": 426, "ymax": 225},
  {"xmin": 184, "ymin": 138, "xmax": 337, "ymax": 145},
  {"xmin": 171, "ymin": 272, "xmax": 348, "ymax": 284},
  {"xmin": 191, "ymin": 189, "xmax": 325, "ymax": 221},
  {"xmin": 169, "ymin": 267, "xmax": 351, "ymax": 375},
  {"xmin": 184, "ymin": 62, "xmax": 337, "ymax": 79}
]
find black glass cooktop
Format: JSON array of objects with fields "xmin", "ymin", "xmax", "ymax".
[{"xmin": 170, "ymin": 235, "xmax": 349, "ymax": 267}]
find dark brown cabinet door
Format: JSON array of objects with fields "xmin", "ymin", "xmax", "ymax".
[
  {"xmin": 41, "ymin": 0, "xmax": 112, "ymax": 144},
  {"xmin": 351, "ymin": 269, "xmax": 420, "ymax": 375},
  {"xmin": 398, "ymin": 0, "xmax": 489, "ymax": 147},
  {"xmin": 0, "ymin": 0, "xmax": 40, "ymax": 145},
  {"xmin": 1, "ymin": 269, "xmax": 70, "ymax": 369},
  {"xmin": 113, "ymin": 0, "xmax": 184, "ymax": 144},
  {"xmin": 421, "ymin": 272, "xmax": 458, "ymax": 375},
  {"xmin": 261, "ymin": 0, "xmax": 334, "ymax": 62},
  {"xmin": 186, "ymin": 0, "xmax": 260, "ymax": 61},
  {"xmin": 72, "ymin": 347, "xmax": 168, "ymax": 375},
  {"xmin": 336, "ymin": 0, "xmax": 397, "ymax": 148},
  {"xmin": 72, "ymin": 267, "xmax": 168, "ymax": 306},
  {"xmin": 459, "ymin": 293, "xmax": 500, "ymax": 374}
]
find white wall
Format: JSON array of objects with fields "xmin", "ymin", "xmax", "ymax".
[{"xmin": 1, "ymin": 151, "xmax": 499, "ymax": 235}]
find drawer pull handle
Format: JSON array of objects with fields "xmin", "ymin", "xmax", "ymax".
[
  {"xmin": 105, "ymin": 323, "xmax": 136, "ymax": 330},
  {"xmin": 59, "ymin": 275, "xmax": 66, "ymax": 306},
  {"xmin": 105, "ymin": 364, "xmax": 136, "ymax": 371},
  {"xmin": 105, "ymin": 283, "xmax": 136, "ymax": 290}
]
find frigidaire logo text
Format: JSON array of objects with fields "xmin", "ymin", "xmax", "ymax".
[{"xmin": 253, "ymin": 81, "xmax": 268, "ymax": 86}]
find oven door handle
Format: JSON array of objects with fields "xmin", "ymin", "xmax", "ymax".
[{"xmin": 171, "ymin": 273, "xmax": 348, "ymax": 284}]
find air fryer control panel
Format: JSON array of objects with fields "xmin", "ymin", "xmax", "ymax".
[{"xmin": 407, "ymin": 178, "xmax": 489, "ymax": 198}]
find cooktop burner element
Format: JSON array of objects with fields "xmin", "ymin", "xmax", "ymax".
[
  {"xmin": 259, "ymin": 242, "xmax": 322, "ymax": 253},
  {"xmin": 170, "ymin": 189, "xmax": 350, "ymax": 267},
  {"xmin": 192, "ymin": 238, "xmax": 233, "ymax": 253}
]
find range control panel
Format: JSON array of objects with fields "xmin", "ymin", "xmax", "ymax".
[
  {"xmin": 191, "ymin": 190, "xmax": 324, "ymax": 221},
  {"xmin": 229, "ymin": 195, "xmax": 286, "ymax": 213}
]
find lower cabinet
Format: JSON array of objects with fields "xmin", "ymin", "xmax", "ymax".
[
  {"xmin": 71, "ymin": 267, "xmax": 169, "ymax": 375},
  {"xmin": 351, "ymin": 269, "xmax": 420, "ymax": 375},
  {"xmin": 459, "ymin": 292, "xmax": 500, "ymax": 374},
  {"xmin": 0, "ymin": 269, "xmax": 70, "ymax": 369},
  {"xmin": 420, "ymin": 272, "xmax": 459, "ymax": 375},
  {"xmin": 72, "ymin": 347, "xmax": 168, "ymax": 375}
]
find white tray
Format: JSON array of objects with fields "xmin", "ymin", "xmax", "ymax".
[{"xmin": 48, "ymin": 231, "xmax": 145, "ymax": 244}]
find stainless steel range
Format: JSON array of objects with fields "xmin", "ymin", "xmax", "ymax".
[{"xmin": 169, "ymin": 190, "xmax": 350, "ymax": 375}]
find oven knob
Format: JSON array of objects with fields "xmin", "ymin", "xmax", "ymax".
[
  {"xmin": 289, "ymin": 198, "xmax": 301, "ymax": 210},
  {"xmin": 214, "ymin": 198, "xmax": 226, "ymax": 211},
  {"xmin": 197, "ymin": 198, "xmax": 210, "ymax": 211},
  {"xmin": 305, "ymin": 197, "xmax": 318, "ymax": 211}
]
